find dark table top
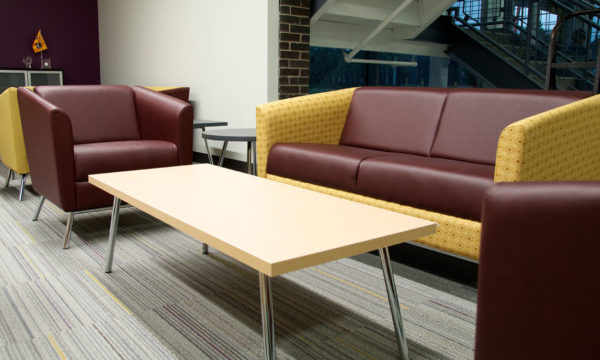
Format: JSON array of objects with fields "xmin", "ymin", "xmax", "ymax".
[
  {"xmin": 201, "ymin": 128, "xmax": 256, "ymax": 141},
  {"xmin": 193, "ymin": 120, "xmax": 228, "ymax": 129}
]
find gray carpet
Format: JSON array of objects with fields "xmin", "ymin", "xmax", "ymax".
[{"xmin": 0, "ymin": 168, "xmax": 476, "ymax": 359}]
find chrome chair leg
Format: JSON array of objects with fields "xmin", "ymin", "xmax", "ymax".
[
  {"xmin": 4, "ymin": 169, "xmax": 13, "ymax": 187},
  {"xmin": 33, "ymin": 196, "xmax": 45, "ymax": 221},
  {"xmin": 18, "ymin": 174, "xmax": 26, "ymax": 201},
  {"xmin": 63, "ymin": 213, "xmax": 74, "ymax": 249}
]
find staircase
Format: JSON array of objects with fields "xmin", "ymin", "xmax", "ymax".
[{"xmin": 447, "ymin": 0, "xmax": 600, "ymax": 91}]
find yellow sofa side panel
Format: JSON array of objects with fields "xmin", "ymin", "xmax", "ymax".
[
  {"xmin": 495, "ymin": 94, "xmax": 600, "ymax": 182},
  {"xmin": 256, "ymin": 88, "xmax": 357, "ymax": 178}
]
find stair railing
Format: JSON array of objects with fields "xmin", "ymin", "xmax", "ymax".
[{"xmin": 545, "ymin": 8, "xmax": 600, "ymax": 92}]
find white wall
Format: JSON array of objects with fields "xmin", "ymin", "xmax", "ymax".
[{"xmin": 98, "ymin": 0, "xmax": 279, "ymax": 161}]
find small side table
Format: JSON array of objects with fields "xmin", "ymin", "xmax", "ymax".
[
  {"xmin": 202, "ymin": 128, "xmax": 257, "ymax": 175},
  {"xmin": 193, "ymin": 120, "xmax": 228, "ymax": 165}
]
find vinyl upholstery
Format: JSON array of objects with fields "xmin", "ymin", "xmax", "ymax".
[{"xmin": 257, "ymin": 86, "xmax": 598, "ymax": 259}]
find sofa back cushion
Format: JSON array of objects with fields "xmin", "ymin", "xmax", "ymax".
[
  {"xmin": 35, "ymin": 85, "xmax": 141, "ymax": 145},
  {"xmin": 431, "ymin": 89, "xmax": 590, "ymax": 165},
  {"xmin": 339, "ymin": 87, "xmax": 448, "ymax": 156}
]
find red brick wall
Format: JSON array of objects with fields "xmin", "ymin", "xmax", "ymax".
[{"xmin": 279, "ymin": 0, "xmax": 311, "ymax": 99}]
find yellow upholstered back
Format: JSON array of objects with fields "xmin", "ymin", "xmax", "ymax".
[
  {"xmin": 0, "ymin": 87, "xmax": 30, "ymax": 175},
  {"xmin": 495, "ymin": 93, "xmax": 600, "ymax": 182},
  {"xmin": 255, "ymin": 88, "xmax": 357, "ymax": 178}
]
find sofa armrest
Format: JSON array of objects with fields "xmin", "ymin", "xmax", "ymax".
[
  {"xmin": 17, "ymin": 87, "xmax": 77, "ymax": 210},
  {"xmin": 133, "ymin": 86, "xmax": 194, "ymax": 165},
  {"xmin": 494, "ymin": 94, "xmax": 600, "ymax": 182},
  {"xmin": 255, "ymin": 88, "xmax": 357, "ymax": 178},
  {"xmin": 476, "ymin": 181, "xmax": 600, "ymax": 359}
]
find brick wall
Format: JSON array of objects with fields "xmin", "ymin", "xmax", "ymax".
[{"xmin": 279, "ymin": 0, "xmax": 311, "ymax": 99}]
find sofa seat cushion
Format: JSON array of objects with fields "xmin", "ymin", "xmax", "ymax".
[
  {"xmin": 73, "ymin": 140, "xmax": 178, "ymax": 181},
  {"xmin": 356, "ymin": 154, "xmax": 495, "ymax": 221},
  {"xmin": 267, "ymin": 143, "xmax": 391, "ymax": 192}
]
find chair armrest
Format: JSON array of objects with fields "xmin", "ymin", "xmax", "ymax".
[
  {"xmin": 133, "ymin": 86, "xmax": 193, "ymax": 165},
  {"xmin": 17, "ymin": 87, "xmax": 77, "ymax": 211},
  {"xmin": 494, "ymin": 94, "xmax": 600, "ymax": 182},
  {"xmin": 0, "ymin": 88, "xmax": 30, "ymax": 174},
  {"xmin": 476, "ymin": 181, "xmax": 600, "ymax": 359},
  {"xmin": 255, "ymin": 88, "xmax": 356, "ymax": 178}
]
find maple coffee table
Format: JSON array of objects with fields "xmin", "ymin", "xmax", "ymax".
[{"xmin": 89, "ymin": 164, "xmax": 437, "ymax": 360}]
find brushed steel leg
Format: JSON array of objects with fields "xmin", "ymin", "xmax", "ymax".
[
  {"xmin": 217, "ymin": 140, "xmax": 229, "ymax": 167},
  {"xmin": 379, "ymin": 247, "xmax": 409, "ymax": 360},
  {"xmin": 33, "ymin": 196, "xmax": 45, "ymax": 221},
  {"xmin": 18, "ymin": 174, "xmax": 26, "ymax": 201},
  {"xmin": 252, "ymin": 141, "xmax": 257, "ymax": 176},
  {"xmin": 63, "ymin": 213, "xmax": 74, "ymax": 249},
  {"xmin": 259, "ymin": 273, "xmax": 276, "ymax": 360},
  {"xmin": 204, "ymin": 137, "xmax": 214, "ymax": 165},
  {"xmin": 4, "ymin": 169, "xmax": 13, "ymax": 187},
  {"xmin": 105, "ymin": 197, "xmax": 121, "ymax": 273},
  {"xmin": 246, "ymin": 141, "xmax": 252, "ymax": 174}
]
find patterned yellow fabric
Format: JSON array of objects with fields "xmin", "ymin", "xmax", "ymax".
[
  {"xmin": 267, "ymin": 174, "xmax": 482, "ymax": 260},
  {"xmin": 0, "ymin": 87, "xmax": 30, "ymax": 175},
  {"xmin": 256, "ymin": 88, "xmax": 357, "ymax": 178},
  {"xmin": 495, "ymin": 94, "xmax": 600, "ymax": 182}
]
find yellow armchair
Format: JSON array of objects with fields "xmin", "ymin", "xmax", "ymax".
[{"xmin": 0, "ymin": 87, "xmax": 30, "ymax": 201}]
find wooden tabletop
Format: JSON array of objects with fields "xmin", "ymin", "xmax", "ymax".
[{"xmin": 89, "ymin": 164, "xmax": 437, "ymax": 276}]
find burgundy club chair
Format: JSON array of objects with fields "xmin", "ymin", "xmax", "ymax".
[
  {"xmin": 475, "ymin": 181, "xmax": 600, "ymax": 360},
  {"xmin": 17, "ymin": 85, "xmax": 193, "ymax": 248}
]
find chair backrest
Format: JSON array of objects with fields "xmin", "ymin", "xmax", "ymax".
[
  {"xmin": 34, "ymin": 85, "xmax": 141, "ymax": 144},
  {"xmin": 0, "ymin": 87, "xmax": 30, "ymax": 174}
]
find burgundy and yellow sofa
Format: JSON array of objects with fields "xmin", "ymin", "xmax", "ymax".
[{"xmin": 256, "ymin": 87, "xmax": 600, "ymax": 260}]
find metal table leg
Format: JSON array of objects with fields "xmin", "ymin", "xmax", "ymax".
[
  {"xmin": 252, "ymin": 141, "xmax": 257, "ymax": 176},
  {"xmin": 217, "ymin": 140, "xmax": 229, "ymax": 167},
  {"xmin": 259, "ymin": 273, "xmax": 276, "ymax": 360},
  {"xmin": 202, "ymin": 127, "xmax": 215, "ymax": 165},
  {"xmin": 246, "ymin": 141, "xmax": 252, "ymax": 174},
  {"xmin": 379, "ymin": 247, "xmax": 409, "ymax": 360},
  {"xmin": 105, "ymin": 197, "xmax": 122, "ymax": 273}
]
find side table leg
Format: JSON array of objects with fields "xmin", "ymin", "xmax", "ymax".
[
  {"xmin": 259, "ymin": 273, "xmax": 276, "ymax": 360},
  {"xmin": 105, "ymin": 197, "xmax": 122, "ymax": 273},
  {"xmin": 204, "ymin": 137, "xmax": 214, "ymax": 165},
  {"xmin": 246, "ymin": 141, "xmax": 252, "ymax": 174},
  {"xmin": 252, "ymin": 141, "xmax": 258, "ymax": 176},
  {"xmin": 379, "ymin": 247, "xmax": 409, "ymax": 360},
  {"xmin": 217, "ymin": 140, "xmax": 229, "ymax": 167}
]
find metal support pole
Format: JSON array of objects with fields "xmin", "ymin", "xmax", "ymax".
[
  {"xmin": 379, "ymin": 247, "xmax": 409, "ymax": 360},
  {"xmin": 259, "ymin": 273, "xmax": 276, "ymax": 360},
  {"xmin": 104, "ymin": 197, "xmax": 122, "ymax": 273},
  {"xmin": 252, "ymin": 141, "xmax": 258, "ymax": 176},
  {"xmin": 217, "ymin": 141, "xmax": 229, "ymax": 167},
  {"xmin": 33, "ymin": 196, "xmax": 45, "ymax": 221},
  {"xmin": 18, "ymin": 174, "xmax": 27, "ymax": 201},
  {"xmin": 246, "ymin": 141, "xmax": 252, "ymax": 174},
  {"xmin": 63, "ymin": 213, "xmax": 75, "ymax": 249},
  {"xmin": 5, "ymin": 169, "xmax": 13, "ymax": 187}
]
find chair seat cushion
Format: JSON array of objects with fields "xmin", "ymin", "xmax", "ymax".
[
  {"xmin": 267, "ymin": 143, "xmax": 391, "ymax": 192},
  {"xmin": 356, "ymin": 154, "xmax": 495, "ymax": 221},
  {"xmin": 73, "ymin": 140, "xmax": 178, "ymax": 181}
]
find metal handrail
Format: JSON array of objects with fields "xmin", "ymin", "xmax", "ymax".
[{"xmin": 545, "ymin": 8, "xmax": 600, "ymax": 92}]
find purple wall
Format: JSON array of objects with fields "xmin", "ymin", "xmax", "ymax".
[{"xmin": 0, "ymin": 0, "xmax": 100, "ymax": 85}]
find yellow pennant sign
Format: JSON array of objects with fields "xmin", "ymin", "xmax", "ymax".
[{"xmin": 32, "ymin": 30, "xmax": 48, "ymax": 53}]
